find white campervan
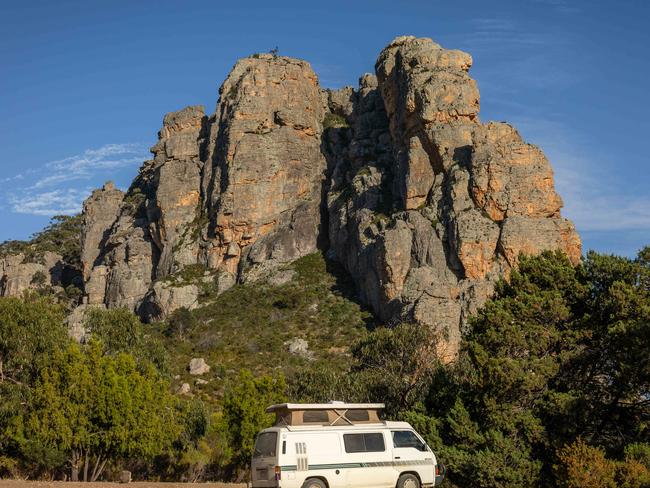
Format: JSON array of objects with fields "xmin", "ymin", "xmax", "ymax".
[{"xmin": 251, "ymin": 402, "xmax": 445, "ymax": 488}]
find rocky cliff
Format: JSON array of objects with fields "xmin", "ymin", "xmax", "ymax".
[{"xmin": 0, "ymin": 36, "xmax": 580, "ymax": 357}]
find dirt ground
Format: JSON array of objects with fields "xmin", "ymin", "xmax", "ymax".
[{"xmin": 0, "ymin": 482, "xmax": 246, "ymax": 488}]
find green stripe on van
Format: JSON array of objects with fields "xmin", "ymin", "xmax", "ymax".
[{"xmin": 281, "ymin": 459, "xmax": 433, "ymax": 471}]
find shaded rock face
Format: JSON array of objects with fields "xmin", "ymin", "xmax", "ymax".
[
  {"xmin": 148, "ymin": 105, "xmax": 207, "ymax": 278},
  {"xmin": 80, "ymin": 182, "xmax": 124, "ymax": 282},
  {"xmin": 41, "ymin": 36, "xmax": 579, "ymax": 356},
  {"xmin": 323, "ymin": 36, "xmax": 580, "ymax": 357},
  {"xmin": 82, "ymin": 106, "xmax": 206, "ymax": 314}
]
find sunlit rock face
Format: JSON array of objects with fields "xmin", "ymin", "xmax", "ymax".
[{"xmin": 200, "ymin": 54, "xmax": 327, "ymax": 280}]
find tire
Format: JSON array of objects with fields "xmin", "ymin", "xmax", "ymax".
[
  {"xmin": 302, "ymin": 478, "xmax": 327, "ymax": 488},
  {"xmin": 397, "ymin": 473, "xmax": 421, "ymax": 488}
]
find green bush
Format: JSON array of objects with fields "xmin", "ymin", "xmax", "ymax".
[
  {"xmin": 323, "ymin": 112, "xmax": 349, "ymax": 129},
  {"xmin": 21, "ymin": 341, "xmax": 180, "ymax": 481}
]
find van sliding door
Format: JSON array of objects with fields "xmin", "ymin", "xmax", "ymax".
[{"xmin": 342, "ymin": 432, "xmax": 394, "ymax": 488}]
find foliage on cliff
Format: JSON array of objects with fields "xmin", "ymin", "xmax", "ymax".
[{"xmin": 153, "ymin": 252, "xmax": 372, "ymax": 400}]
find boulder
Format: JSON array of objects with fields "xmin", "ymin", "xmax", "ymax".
[
  {"xmin": 188, "ymin": 357, "xmax": 210, "ymax": 375},
  {"xmin": 285, "ymin": 337, "xmax": 314, "ymax": 359}
]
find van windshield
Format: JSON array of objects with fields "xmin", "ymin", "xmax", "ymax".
[{"xmin": 254, "ymin": 432, "xmax": 277, "ymax": 458}]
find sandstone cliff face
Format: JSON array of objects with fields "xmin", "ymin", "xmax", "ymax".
[
  {"xmin": 323, "ymin": 36, "xmax": 580, "ymax": 356},
  {"xmin": 201, "ymin": 54, "xmax": 327, "ymax": 281},
  {"xmin": 82, "ymin": 106, "xmax": 207, "ymax": 316},
  {"xmin": 2, "ymin": 37, "xmax": 581, "ymax": 356}
]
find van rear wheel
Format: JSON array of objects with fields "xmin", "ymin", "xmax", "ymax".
[
  {"xmin": 302, "ymin": 478, "xmax": 327, "ymax": 488},
  {"xmin": 397, "ymin": 473, "xmax": 420, "ymax": 488}
]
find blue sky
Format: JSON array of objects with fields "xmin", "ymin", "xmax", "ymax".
[{"xmin": 1, "ymin": 0, "xmax": 648, "ymax": 257}]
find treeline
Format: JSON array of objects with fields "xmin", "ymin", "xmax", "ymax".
[{"xmin": 0, "ymin": 249, "xmax": 649, "ymax": 487}]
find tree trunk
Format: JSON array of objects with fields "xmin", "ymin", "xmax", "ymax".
[
  {"xmin": 70, "ymin": 450, "xmax": 80, "ymax": 482},
  {"xmin": 90, "ymin": 455, "xmax": 107, "ymax": 482},
  {"xmin": 83, "ymin": 450, "xmax": 89, "ymax": 482}
]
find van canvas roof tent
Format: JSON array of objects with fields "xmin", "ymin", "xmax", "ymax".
[{"xmin": 266, "ymin": 401, "xmax": 385, "ymax": 426}]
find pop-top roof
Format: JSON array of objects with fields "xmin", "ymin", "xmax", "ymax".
[
  {"xmin": 266, "ymin": 402, "xmax": 385, "ymax": 426},
  {"xmin": 266, "ymin": 402, "xmax": 385, "ymax": 413}
]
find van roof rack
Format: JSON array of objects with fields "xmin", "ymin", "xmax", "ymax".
[{"xmin": 266, "ymin": 402, "xmax": 385, "ymax": 426}]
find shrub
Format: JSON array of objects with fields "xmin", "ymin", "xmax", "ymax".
[
  {"xmin": 616, "ymin": 459, "xmax": 650, "ymax": 488},
  {"xmin": 323, "ymin": 112, "xmax": 349, "ymax": 129},
  {"xmin": 166, "ymin": 307, "xmax": 197, "ymax": 339},
  {"xmin": 215, "ymin": 370, "xmax": 286, "ymax": 480},
  {"xmin": 555, "ymin": 439, "xmax": 617, "ymax": 488}
]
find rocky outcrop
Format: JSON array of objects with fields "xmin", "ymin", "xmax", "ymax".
[
  {"xmin": 148, "ymin": 105, "xmax": 207, "ymax": 277},
  {"xmin": 2, "ymin": 37, "xmax": 580, "ymax": 358},
  {"xmin": 322, "ymin": 36, "xmax": 580, "ymax": 356},
  {"xmin": 201, "ymin": 54, "xmax": 327, "ymax": 279},
  {"xmin": 75, "ymin": 56, "xmax": 327, "ymax": 320},
  {"xmin": 0, "ymin": 251, "xmax": 62, "ymax": 297},
  {"xmin": 82, "ymin": 106, "xmax": 207, "ymax": 315},
  {"xmin": 80, "ymin": 182, "xmax": 124, "ymax": 282}
]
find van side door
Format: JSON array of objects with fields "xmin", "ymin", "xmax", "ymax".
[
  {"xmin": 390, "ymin": 430, "xmax": 435, "ymax": 486},
  {"xmin": 341, "ymin": 431, "xmax": 394, "ymax": 488}
]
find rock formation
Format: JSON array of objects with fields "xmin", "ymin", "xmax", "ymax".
[
  {"xmin": 0, "ymin": 251, "xmax": 62, "ymax": 297},
  {"xmin": 201, "ymin": 54, "xmax": 327, "ymax": 281},
  {"xmin": 323, "ymin": 36, "xmax": 580, "ymax": 356},
  {"xmin": 1, "ymin": 36, "xmax": 581, "ymax": 357}
]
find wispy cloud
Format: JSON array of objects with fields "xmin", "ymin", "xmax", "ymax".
[
  {"xmin": 460, "ymin": 18, "xmax": 551, "ymax": 52},
  {"xmin": 32, "ymin": 143, "xmax": 145, "ymax": 189},
  {"xmin": 2, "ymin": 143, "xmax": 147, "ymax": 217},
  {"xmin": 9, "ymin": 188, "xmax": 92, "ymax": 216},
  {"xmin": 0, "ymin": 173, "xmax": 25, "ymax": 183}
]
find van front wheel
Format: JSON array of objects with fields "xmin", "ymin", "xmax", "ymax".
[
  {"xmin": 302, "ymin": 478, "xmax": 327, "ymax": 488},
  {"xmin": 397, "ymin": 473, "xmax": 420, "ymax": 488}
]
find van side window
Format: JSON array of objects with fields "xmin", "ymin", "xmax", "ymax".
[
  {"xmin": 343, "ymin": 433, "xmax": 385, "ymax": 453},
  {"xmin": 346, "ymin": 410, "xmax": 370, "ymax": 422},
  {"xmin": 302, "ymin": 410, "xmax": 329, "ymax": 423},
  {"xmin": 392, "ymin": 430, "xmax": 426, "ymax": 451}
]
